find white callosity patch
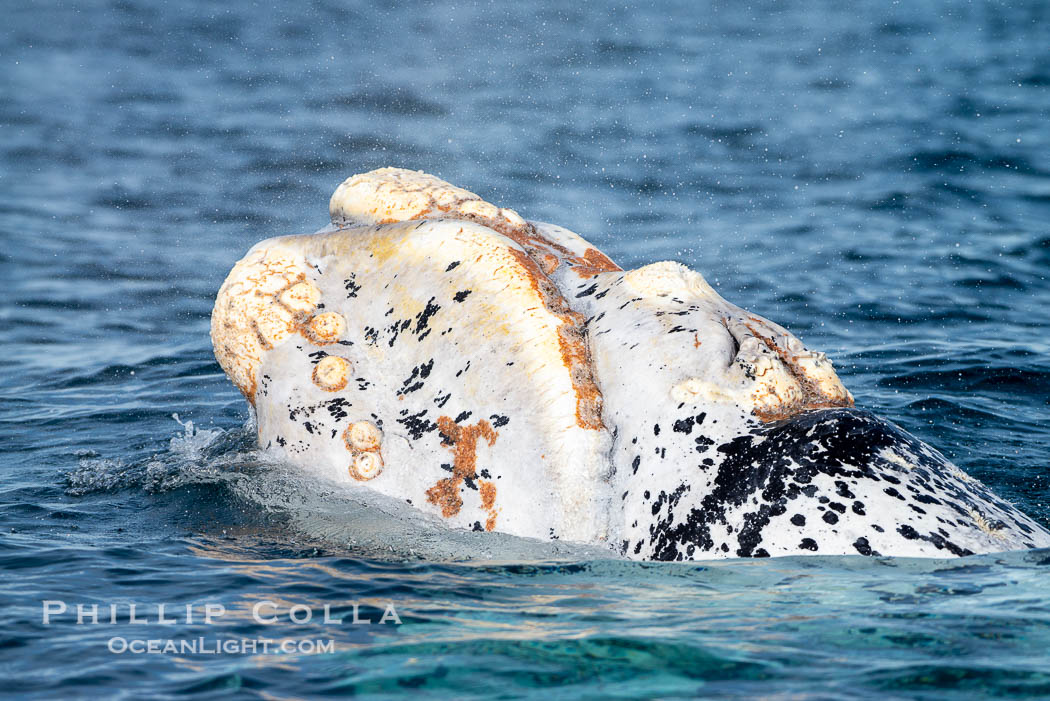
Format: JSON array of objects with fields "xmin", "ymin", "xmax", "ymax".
[
  {"xmin": 350, "ymin": 451, "xmax": 384, "ymax": 481},
  {"xmin": 212, "ymin": 168, "xmax": 1050, "ymax": 560},
  {"xmin": 330, "ymin": 168, "xmax": 622, "ymax": 283},
  {"xmin": 307, "ymin": 312, "xmax": 347, "ymax": 344},
  {"xmin": 345, "ymin": 421, "xmax": 382, "ymax": 451},
  {"xmin": 211, "ymin": 246, "xmax": 318, "ymax": 401},
  {"xmin": 585, "ymin": 261, "xmax": 854, "ymax": 423},
  {"xmin": 312, "ymin": 355, "xmax": 351, "ymax": 392}
]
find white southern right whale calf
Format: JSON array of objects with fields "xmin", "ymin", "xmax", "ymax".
[{"xmin": 211, "ymin": 167, "xmax": 1050, "ymax": 560}]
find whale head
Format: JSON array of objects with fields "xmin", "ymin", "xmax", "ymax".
[{"xmin": 211, "ymin": 168, "xmax": 1050, "ymax": 559}]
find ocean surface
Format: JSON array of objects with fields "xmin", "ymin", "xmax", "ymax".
[{"xmin": 3, "ymin": 0, "xmax": 1050, "ymax": 697}]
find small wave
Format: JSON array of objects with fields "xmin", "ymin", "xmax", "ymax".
[
  {"xmin": 879, "ymin": 365, "xmax": 1050, "ymax": 393},
  {"xmin": 308, "ymin": 89, "xmax": 448, "ymax": 117},
  {"xmin": 64, "ymin": 414, "xmax": 259, "ymax": 496},
  {"xmin": 682, "ymin": 122, "xmax": 766, "ymax": 147},
  {"xmin": 900, "ymin": 149, "xmax": 1041, "ymax": 176}
]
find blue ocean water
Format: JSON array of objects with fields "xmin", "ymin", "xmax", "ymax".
[{"xmin": 3, "ymin": 0, "xmax": 1050, "ymax": 697}]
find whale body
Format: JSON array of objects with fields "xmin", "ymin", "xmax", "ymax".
[{"xmin": 211, "ymin": 168, "xmax": 1050, "ymax": 559}]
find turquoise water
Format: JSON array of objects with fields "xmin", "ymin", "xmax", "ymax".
[{"xmin": 3, "ymin": 0, "xmax": 1050, "ymax": 697}]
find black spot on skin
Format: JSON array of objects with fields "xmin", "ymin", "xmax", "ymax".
[
  {"xmin": 397, "ymin": 410, "xmax": 438, "ymax": 441},
  {"xmin": 344, "ymin": 273, "xmax": 361, "ymax": 298},
  {"xmin": 631, "ymin": 456, "xmax": 641, "ymax": 474},
  {"xmin": 575, "ymin": 283, "xmax": 599, "ymax": 298},
  {"xmin": 694, "ymin": 435, "xmax": 714, "ymax": 454},
  {"xmin": 894, "ymin": 523, "xmax": 972, "ymax": 555},
  {"xmin": 414, "ymin": 297, "xmax": 441, "ymax": 335},
  {"xmin": 853, "ymin": 537, "xmax": 875, "ymax": 556},
  {"xmin": 385, "ymin": 318, "xmax": 412, "ymax": 347},
  {"xmin": 446, "ymin": 261, "xmax": 461, "ymax": 272},
  {"xmin": 898, "ymin": 524, "xmax": 919, "ymax": 540},
  {"xmin": 884, "ymin": 487, "xmax": 906, "ymax": 501},
  {"xmin": 852, "ymin": 501, "xmax": 866, "ymax": 515},
  {"xmin": 453, "ymin": 290, "xmax": 472, "ymax": 302},
  {"xmin": 324, "ymin": 397, "xmax": 350, "ymax": 421},
  {"xmin": 822, "ymin": 511, "xmax": 839, "ymax": 525},
  {"xmin": 400, "ymin": 360, "xmax": 435, "ymax": 394},
  {"xmin": 799, "ymin": 538, "xmax": 818, "ymax": 551},
  {"xmin": 490, "ymin": 415, "xmax": 510, "ymax": 428},
  {"xmin": 790, "ymin": 514, "xmax": 806, "ymax": 527},
  {"xmin": 673, "ymin": 417, "xmax": 694, "ymax": 434},
  {"xmin": 653, "ymin": 424, "xmax": 661, "ymax": 436},
  {"xmin": 454, "ymin": 410, "xmax": 472, "ymax": 423}
]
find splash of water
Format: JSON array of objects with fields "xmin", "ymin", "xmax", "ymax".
[
  {"xmin": 63, "ymin": 414, "xmax": 613, "ymax": 562},
  {"xmin": 64, "ymin": 414, "xmax": 260, "ymax": 496}
]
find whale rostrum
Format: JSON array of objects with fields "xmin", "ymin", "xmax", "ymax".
[{"xmin": 211, "ymin": 167, "xmax": 1050, "ymax": 559}]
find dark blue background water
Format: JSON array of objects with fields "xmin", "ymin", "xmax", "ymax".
[{"xmin": 3, "ymin": 0, "xmax": 1050, "ymax": 697}]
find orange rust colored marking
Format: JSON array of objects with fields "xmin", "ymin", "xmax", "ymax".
[
  {"xmin": 479, "ymin": 480, "xmax": 498, "ymax": 531},
  {"xmin": 399, "ymin": 195, "xmax": 622, "ymax": 278},
  {"xmin": 570, "ymin": 247, "xmax": 622, "ymax": 278},
  {"xmin": 479, "ymin": 480, "xmax": 497, "ymax": 510},
  {"xmin": 425, "ymin": 417, "xmax": 499, "ymax": 519},
  {"xmin": 693, "ymin": 333, "xmax": 702, "ymax": 349},
  {"xmin": 507, "ymin": 248, "xmax": 605, "ymax": 430}
]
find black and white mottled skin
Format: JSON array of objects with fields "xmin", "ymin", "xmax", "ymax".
[
  {"xmin": 212, "ymin": 168, "xmax": 1050, "ymax": 560},
  {"xmin": 574, "ymin": 263, "xmax": 1050, "ymax": 559}
]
